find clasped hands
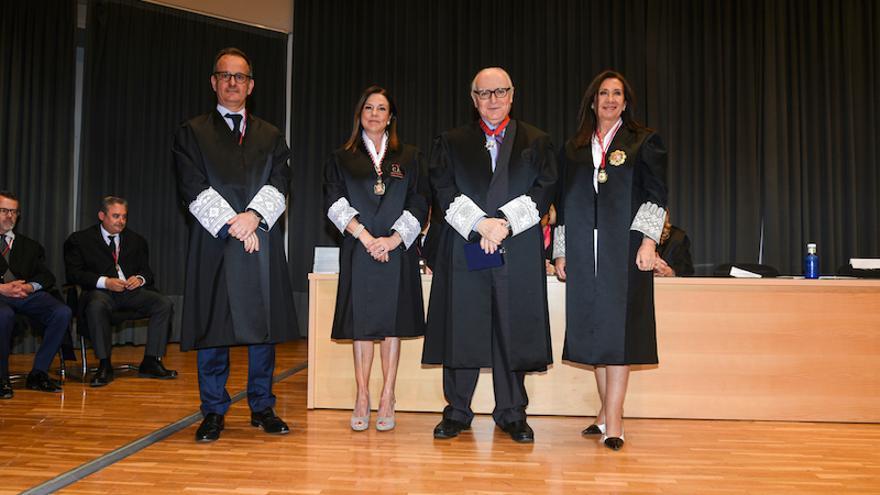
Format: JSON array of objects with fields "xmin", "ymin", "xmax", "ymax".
[
  {"xmin": 105, "ymin": 276, "xmax": 144, "ymax": 292},
  {"xmin": 359, "ymin": 230, "xmax": 402, "ymax": 263},
  {"xmin": 476, "ymin": 217, "xmax": 509, "ymax": 254},
  {"xmin": 0, "ymin": 280, "xmax": 35, "ymax": 299},
  {"xmin": 227, "ymin": 211, "xmax": 261, "ymax": 253}
]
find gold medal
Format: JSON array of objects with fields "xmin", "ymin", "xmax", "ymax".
[
  {"xmin": 374, "ymin": 179, "xmax": 385, "ymax": 196},
  {"xmin": 597, "ymin": 169, "xmax": 608, "ymax": 184}
]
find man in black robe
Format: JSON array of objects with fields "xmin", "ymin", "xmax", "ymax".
[
  {"xmin": 423, "ymin": 67, "xmax": 557, "ymax": 443},
  {"xmin": 173, "ymin": 47, "xmax": 297, "ymax": 442}
]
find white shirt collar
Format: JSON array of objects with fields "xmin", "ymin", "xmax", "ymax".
[
  {"xmin": 1, "ymin": 230, "xmax": 14, "ymax": 242},
  {"xmin": 99, "ymin": 225, "xmax": 120, "ymax": 246},
  {"xmin": 217, "ymin": 104, "xmax": 245, "ymax": 132},
  {"xmin": 361, "ymin": 130, "xmax": 388, "ymax": 163}
]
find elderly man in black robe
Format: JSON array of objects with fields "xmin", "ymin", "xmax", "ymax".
[
  {"xmin": 173, "ymin": 47, "xmax": 298, "ymax": 443},
  {"xmin": 422, "ymin": 67, "xmax": 557, "ymax": 443}
]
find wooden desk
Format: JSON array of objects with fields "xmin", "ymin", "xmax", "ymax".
[{"xmin": 308, "ymin": 274, "xmax": 880, "ymax": 422}]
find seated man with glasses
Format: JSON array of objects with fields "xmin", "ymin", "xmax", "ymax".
[
  {"xmin": 0, "ymin": 190, "xmax": 72, "ymax": 399},
  {"xmin": 63, "ymin": 196, "xmax": 176, "ymax": 387}
]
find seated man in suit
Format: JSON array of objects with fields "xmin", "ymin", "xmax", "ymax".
[
  {"xmin": 64, "ymin": 196, "xmax": 176, "ymax": 387},
  {"xmin": 0, "ymin": 191, "xmax": 72, "ymax": 399},
  {"xmin": 654, "ymin": 211, "xmax": 695, "ymax": 277}
]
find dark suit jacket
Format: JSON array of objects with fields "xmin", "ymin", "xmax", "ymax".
[
  {"xmin": 63, "ymin": 224, "xmax": 155, "ymax": 289},
  {"xmin": 1, "ymin": 232, "xmax": 56, "ymax": 289},
  {"xmin": 658, "ymin": 225, "xmax": 695, "ymax": 276}
]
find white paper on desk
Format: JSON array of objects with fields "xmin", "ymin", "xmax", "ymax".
[
  {"xmin": 313, "ymin": 246, "xmax": 340, "ymax": 274},
  {"xmin": 850, "ymin": 258, "xmax": 880, "ymax": 269},
  {"xmin": 729, "ymin": 266, "xmax": 762, "ymax": 278}
]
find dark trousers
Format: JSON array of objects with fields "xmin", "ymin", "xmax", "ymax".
[
  {"xmin": 442, "ymin": 272, "xmax": 529, "ymax": 427},
  {"xmin": 81, "ymin": 288, "xmax": 173, "ymax": 360},
  {"xmin": 0, "ymin": 291, "xmax": 72, "ymax": 375},
  {"xmin": 197, "ymin": 344, "xmax": 276, "ymax": 416}
]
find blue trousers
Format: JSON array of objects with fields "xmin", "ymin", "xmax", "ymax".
[
  {"xmin": 0, "ymin": 291, "xmax": 72, "ymax": 375},
  {"xmin": 197, "ymin": 344, "xmax": 276, "ymax": 416}
]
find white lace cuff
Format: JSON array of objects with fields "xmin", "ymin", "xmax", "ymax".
[
  {"xmin": 552, "ymin": 225, "xmax": 566, "ymax": 259},
  {"xmin": 445, "ymin": 194, "xmax": 487, "ymax": 239},
  {"xmin": 391, "ymin": 210, "xmax": 421, "ymax": 249},
  {"xmin": 188, "ymin": 187, "xmax": 236, "ymax": 237},
  {"xmin": 327, "ymin": 197, "xmax": 359, "ymax": 234},
  {"xmin": 247, "ymin": 185, "xmax": 286, "ymax": 230},
  {"xmin": 630, "ymin": 201, "xmax": 666, "ymax": 243},
  {"xmin": 498, "ymin": 195, "xmax": 540, "ymax": 236}
]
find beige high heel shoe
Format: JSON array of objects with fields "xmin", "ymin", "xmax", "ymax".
[
  {"xmin": 376, "ymin": 398, "xmax": 396, "ymax": 432},
  {"xmin": 351, "ymin": 397, "xmax": 370, "ymax": 432}
]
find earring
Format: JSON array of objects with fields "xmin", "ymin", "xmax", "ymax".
[{"xmin": 590, "ymin": 103, "xmax": 594, "ymax": 109}]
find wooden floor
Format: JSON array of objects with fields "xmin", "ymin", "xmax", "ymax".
[{"xmin": 1, "ymin": 342, "xmax": 879, "ymax": 494}]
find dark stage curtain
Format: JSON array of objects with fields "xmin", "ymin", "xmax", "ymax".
[
  {"xmin": 0, "ymin": 0, "xmax": 76, "ymax": 280},
  {"xmin": 760, "ymin": 0, "xmax": 880, "ymax": 274},
  {"xmin": 81, "ymin": 0, "xmax": 288, "ymax": 301},
  {"xmin": 290, "ymin": 0, "xmax": 879, "ymax": 295}
]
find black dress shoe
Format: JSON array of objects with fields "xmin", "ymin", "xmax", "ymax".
[
  {"xmin": 25, "ymin": 370, "xmax": 62, "ymax": 393},
  {"xmin": 251, "ymin": 408, "xmax": 290, "ymax": 435},
  {"xmin": 604, "ymin": 436, "xmax": 625, "ymax": 451},
  {"xmin": 90, "ymin": 363, "xmax": 114, "ymax": 387},
  {"xmin": 196, "ymin": 413, "xmax": 224, "ymax": 442},
  {"xmin": 0, "ymin": 376, "xmax": 12, "ymax": 399},
  {"xmin": 500, "ymin": 420, "xmax": 535, "ymax": 443},
  {"xmin": 433, "ymin": 418, "xmax": 470, "ymax": 439},
  {"xmin": 138, "ymin": 356, "xmax": 178, "ymax": 379}
]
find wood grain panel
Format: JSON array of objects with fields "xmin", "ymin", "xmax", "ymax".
[{"xmin": 308, "ymin": 274, "xmax": 880, "ymax": 422}]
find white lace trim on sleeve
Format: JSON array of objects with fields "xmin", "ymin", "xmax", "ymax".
[
  {"xmin": 327, "ymin": 197, "xmax": 359, "ymax": 234},
  {"xmin": 188, "ymin": 187, "xmax": 236, "ymax": 237},
  {"xmin": 630, "ymin": 201, "xmax": 666, "ymax": 243},
  {"xmin": 247, "ymin": 185, "xmax": 286, "ymax": 229},
  {"xmin": 552, "ymin": 225, "xmax": 566, "ymax": 259},
  {"xmin": 391, "ymin": 210, "xmax": 421, "ymax": 249},
  {"xmin": 445, "ymin": 194, "xmax": 487, "ymax": 239},
  {"xmin": 498, "ymin": 195, "xmax": 540, "ymax": 236}
]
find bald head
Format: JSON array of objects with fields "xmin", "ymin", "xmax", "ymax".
[
  {"xmin": 471, "ymin": 67, "xmax": 515, "ymax": 126},
  {"xmin": 470, "ymin": 67, "xmax": 514, "ymax": 92}
]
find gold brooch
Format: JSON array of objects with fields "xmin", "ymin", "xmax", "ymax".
[{"xmin": 609, "ymin": 150, "xmax": 626, "ymax": 166}]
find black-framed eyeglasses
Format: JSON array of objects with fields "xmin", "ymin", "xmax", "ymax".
[
  {"xmin": 212, "ymin": 71, "xmax": 253, "ymax": 83},
  {"xmin": 0, "ymin": 208, "xmax": 20, "ymax": 216},
  {"xmin": 472, "ymin": 87, "xmax": 512, "ymax": 100}
]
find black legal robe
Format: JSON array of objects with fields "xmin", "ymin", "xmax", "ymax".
[
  {"xmin": 658, "ymin": 225, "xmax": 695, "ymax": 276},
  {"xmin": 556, "ymin": 126, "xmax": 668, "ymax": 365},
  {"xmin": 173, "ymin": 111, "xmax": 298, "ymax": 350},
  {"xmin": 422, "ymin": 120, "xmax": 557, "ymax": 372},
  {"xmin": 323, "ymin": 143, "xmax": 428, "ymax": 340}
]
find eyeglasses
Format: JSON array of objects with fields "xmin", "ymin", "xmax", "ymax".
[
  {"xmin": 212, "ymin": 72, "xmax": 253, "ymax": 83},
  {"xmin": 0, "ymin": 208, "xmax": 20, "ymax": 216},
  {"xmin": 472, "ymin": 87, "xmax": 512, "ymax": 100}
]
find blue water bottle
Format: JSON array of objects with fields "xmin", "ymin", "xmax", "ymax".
[{"xmin": 804, "ymin": 242, "xmax": 819, "ymax": 279}]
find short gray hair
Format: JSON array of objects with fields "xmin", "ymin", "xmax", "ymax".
[{"xmin": 100, "ymin": 196, "xmax": 128, "ymax": 214}]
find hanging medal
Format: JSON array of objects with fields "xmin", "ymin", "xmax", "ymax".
[
  {"xmin": 363, "ymin": 134, "xmax": 388, "ymax": 196},
  {"xmin": 595, "ymin": 119, "xmax": 623, "ymax": 184},
  {"xmin": 479, "ymin": 116, "xmax": 510, "ymax": 151}
]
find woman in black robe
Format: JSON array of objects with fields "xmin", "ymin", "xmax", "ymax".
[
  {"xmin": 554, "ymin": 71, "xmax": 667, "ymax": 450},
  {"xmin": 324, "ymin": 86, "xmax": 428, "ymax": 432}
]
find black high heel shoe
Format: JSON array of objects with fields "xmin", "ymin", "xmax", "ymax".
[{"xmin": 600, "ymin": 430, "xmax": 625, "ymax": 451}]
